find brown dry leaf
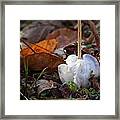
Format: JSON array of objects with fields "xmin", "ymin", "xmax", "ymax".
[
  {"xmin": 21, "ymin": 52, "xmax": 64, "ymax": 71},
  {"xmin": 88, "ymin": 20, "xmax": 100, "ymax": 48},
  {"xmin": 20, "ymin": 39, "xmax": 58, "ymax": 57},
  {"xmin": 21, "ymin": 21, "xmax": 64, "ymax": 43},
  {"xmin": 36, "ymin": 80, "xmax": 57, "ymax": 96},
  {"xmin": 46, "ymin": 28, "xmax": 77, "ymax": 48},
  {"xmin": 37, "ymin": 80, "xmax": 53, "ymax": 95}
]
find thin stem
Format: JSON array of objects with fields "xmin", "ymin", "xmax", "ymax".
[
  {"xmin": 78, "ymin": 20, "xmax": 82, "ymax": 59},
  {"xmin": 36, "ymin": 67, "xmax": 48, "ymax": 81},
  {"xmin": 24, "ymin": 58, "xmax": 29, "ymax": 97}
]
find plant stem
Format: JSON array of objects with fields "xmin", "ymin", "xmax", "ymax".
[
  {"xmin": 24, "ymin": 58, "xmax": 29, "ymax": 97},
  {"xmin": 36, "ymin": 67, "xmax": 48, "ymax": 81},
  {"xmin": 78, "ymin": 20, "xmax": 82, "ymax": 59}
]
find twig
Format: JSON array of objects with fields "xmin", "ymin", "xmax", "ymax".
[
  {"xmin": 20, "ymin": 92, "xmax": 28, "ymax": 100},
  {"xmin": 21, "ymin": 38, "xmax": 36, "ymax": 54},
  {"xmin": 78, "ymin": 20, "xmax": 82, "ymax": 59}
]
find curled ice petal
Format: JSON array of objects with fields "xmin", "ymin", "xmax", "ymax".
[
  {"xmin": 65, "ymin": 54, "xmax": 77, "ymax": 65},
  {"xmin": 74, "ymin": 54, "xmax": 100, "ymax": 87},
  {"xmin": 58, "ymin": 54, "xmax": 100, "ymax": 88},
  {"xmin": 83, "ymin": 54, "xmax": 100, "ymax": 77},
  {"xmin": 74, "ymin": 59, "xmax": 91, "ymax": 87},
  {"xmin": 58, "ymin": 64, "xmax": 74, "ymax": 83}
]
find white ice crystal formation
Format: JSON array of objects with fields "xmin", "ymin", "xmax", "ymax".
[{"xmin": 58, "ymin": 54, "xmax": 100, "ymax": 88}]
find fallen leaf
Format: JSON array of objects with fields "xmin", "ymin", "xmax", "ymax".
[
  {"xmin": 36, "ymin": 79, "xmax": 63, "ymax": 99},
  {"xmin": 46, "ymin": 28, "xmax": 77, "ymax": 48},
  {"xmin": 36, "ymin": 80, "xmax": 54, "ymax": 95},
  {"xmin": 20, "ymin": 39, "xmax": 58, "ymax": 57},
  {"xmin": 21, "ymin": 20, "xmax": 77, "ymax": 43},
  {"xmin": 21, "ymin": 21, "xmax": 56, "ymax": 43},
  {"xmin": 88, "ymin": 20, "xmax": 100, "ymax": 48},
  {"xmin": 21, "ymin": 52, "xmax": 65, "ymax": 71}
]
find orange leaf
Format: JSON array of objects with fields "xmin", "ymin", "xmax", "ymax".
[{"xmin": 20, "ymin": 39, "xmax": 58, "ymax": 57}]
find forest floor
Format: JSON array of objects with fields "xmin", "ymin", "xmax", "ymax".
[{"xmin": 20, "ymin": 20, "xmax": 100, "ymax": 100}]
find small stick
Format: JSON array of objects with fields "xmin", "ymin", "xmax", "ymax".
[
  {"xmin": 78, "ymin": 20, "xmax": 82, "ymax": 59},
  {"xmin": 21, "ymin": 38, "xmax": 36, "ymax": 54},
  {"xmin": 20, "ymin": 92, "xmax": 28, "ymax": 100}
]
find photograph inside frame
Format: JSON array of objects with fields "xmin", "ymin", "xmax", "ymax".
[{"xmin": 20, "ymin": 20, "xmax": 100, "ymax": 100}]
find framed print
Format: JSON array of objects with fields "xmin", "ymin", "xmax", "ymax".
[{"xmin": 0, "ymin": 0, "xmax": 120, "ymax": 119}]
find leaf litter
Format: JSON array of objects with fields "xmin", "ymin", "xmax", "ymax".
[{"xmin": 20, "ymin": 20, "xmax": 100, "ymax": 100}]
